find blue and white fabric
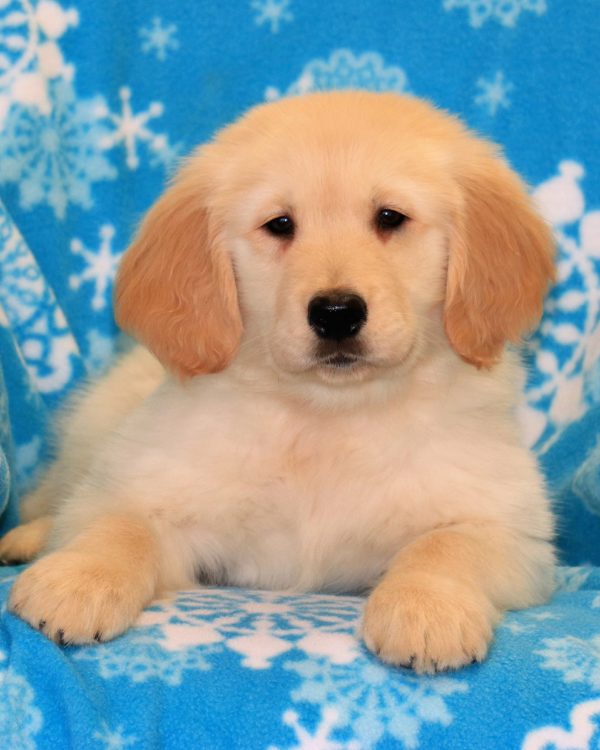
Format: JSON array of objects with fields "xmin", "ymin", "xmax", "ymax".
[{"xmin": 0, "ymin": 1, "xmax": 599, "ymax": 747}]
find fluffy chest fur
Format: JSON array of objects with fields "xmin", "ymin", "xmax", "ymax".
[{"xmin": 66, "ymin": 352, "xmax": 547, "ymax": 594}]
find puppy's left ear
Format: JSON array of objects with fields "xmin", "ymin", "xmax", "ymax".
[
  {"xmin": 114, "ymin": 153, "xmax": 242, "ymax": 378},
  {"xmin": 445, "ymin": 146, "xmax": 555, "ymax": 368}
]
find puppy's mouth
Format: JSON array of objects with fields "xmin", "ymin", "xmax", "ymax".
[
  {"xmin": 317, "ymin": 352, "xmax": 362, "ymax": 369},
  {"xmin": 313, "ymin": 340, "xmax": 368, "ymax": 374}
]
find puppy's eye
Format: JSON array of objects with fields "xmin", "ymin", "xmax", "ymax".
[
  {"xmin": 263, "ymin": 215, "xmax": 295, "ymax": 238},
  {"xmin": 376, "ymin": 208, "xmax": 408, "ymax": 231}
]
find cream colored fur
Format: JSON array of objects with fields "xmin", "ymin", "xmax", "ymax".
[{"xmin": 3, "ymin": 92, "xmax": 556, "ymax": 674}]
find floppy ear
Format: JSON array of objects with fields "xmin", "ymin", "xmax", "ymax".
[
  {"xmin": 114, "ymin": 156, "xmax": 242, "ymax": 378},
  {"xmin": 444, "ymin": 147, "xmax": 555, "ymax": 368}
]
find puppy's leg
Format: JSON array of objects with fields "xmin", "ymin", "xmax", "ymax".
[
  {"xmin": 0, "ymin": 516, "xmax": 53, "ymax": 564},
  {"xmin": 362, "ymin": 522, "xmax": 555, "ymax": 674},
  {"xmin": 9, "ymin": 514, "xmax": 159, "ymax": 644}
]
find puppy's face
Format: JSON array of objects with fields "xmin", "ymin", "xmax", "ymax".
[
  {"xmin": 222, "ymin": 106, "xmax": 453, "ymax": 386},
  {"xmin": 115, "ymin": 93, "xmax": 554, "ymax": 395}
]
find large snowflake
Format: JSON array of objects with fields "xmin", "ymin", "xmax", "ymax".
[
  {"xmin": 443, "ymin": 0, "xmax": 547, "ymax": 28},
  {"xmin": 0, "ymin": 79, "xmax": 116, "ymax": 218},
  {"xmin": 520, "ymin": 161, "xmax": 600, "ymax": 451},
  {"xmin": 139, "ymin": 587, "xmax": 362, "ymax": 669},
  {"xmin": 0, "ymin": 199, "xmax": 79, "ymax": 395},
  {"xmin": 265, "ymin": 49, "xmax": 409, "ymax": 101},
  {"xmin": 74, "ymin": 588, "xmax": 362, "ymax": 684},
  {"xmin": 285, "ymin": 655, "xmax": 469, "ymax": 749}
]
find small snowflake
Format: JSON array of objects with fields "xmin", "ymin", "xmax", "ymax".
[
  {"xmin": 97, "ymin": 87, "xmax": 167, "ymax": 170},
  {"xmin": 474, "ymin": 71, "xmax": 513, "ymax": 116},
  {"xmin": 251, "ymin": 0, "xmax": 293, "ymax": 33},
  {"xmin": 443, "ymin": 0, "xmax": 547, "ymax": 28},
  {"xmin": 93, "ymin": 722, "xmax": 136, "ymax": 750},
  {"xmin": 139, "ymin": 17, "xmax": 179, "ymax": 61},
  {"xmin": 269, "ymin": 707, "xmax": 360, "ymax": 750},
  {"xmin": 69, "ymin": 224, "xmax": 122, "ymax": 311}
]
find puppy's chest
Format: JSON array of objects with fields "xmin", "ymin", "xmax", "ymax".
[{"xmin": 239, "ymin": 418, "xmax": 424, "ymax": 539}]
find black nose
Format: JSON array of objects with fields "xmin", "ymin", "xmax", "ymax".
[{"xmin": 307, "ymin": 292, "xmax": 368, "ymax": 341}]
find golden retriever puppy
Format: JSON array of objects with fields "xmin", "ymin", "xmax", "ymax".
[{"xmin": 2, "ymin": 91, "xmax": 556, "ymax": 673}]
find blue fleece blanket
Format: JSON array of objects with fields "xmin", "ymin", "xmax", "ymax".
[{"xmin": 0, "ymin": 1, "xmax": 599, "ymax": 748}]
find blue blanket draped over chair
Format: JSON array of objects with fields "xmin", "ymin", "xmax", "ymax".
[{"xmin": 0, "ymin": 1, "xmax": 599, "ymax": 748}]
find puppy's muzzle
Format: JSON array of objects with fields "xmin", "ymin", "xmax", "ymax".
[{"xmin": 308, "ymin": 291, "xmax": 367, "ymax": 341}]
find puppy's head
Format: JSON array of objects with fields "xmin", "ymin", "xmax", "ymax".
[{"xmin": 115, "ymin": 92, "xmax": 554, "ymax": 388}]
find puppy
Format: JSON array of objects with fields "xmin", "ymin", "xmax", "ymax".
[{"xmin": 1, "ymin": 91, "xmax": 556, "ymax": 673}]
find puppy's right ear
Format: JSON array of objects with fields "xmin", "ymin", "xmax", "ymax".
[{"xmin": 114, "ymin": 154, "xmax": 242, "ymax": 378}]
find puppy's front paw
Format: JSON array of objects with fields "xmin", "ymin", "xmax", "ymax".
[
  {"xmin": 9, "ymin": 551, "xmax": 150, "ymax": 645},
  {"xmin": 362, "ymin": 573, "xmax": 499, "ymax": 674}
]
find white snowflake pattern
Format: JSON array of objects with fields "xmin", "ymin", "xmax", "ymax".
[
  {"xmin": 285, "ymin": 655, "xmax": 468, "ymax": 749},
  {"xmin": 519, "ymin": 161, "xmax": 600, "ymax": 450},
  {"xmin": 265, "ymin": 49, "xmax": 409, "ymax": 101},
  {"xmin": 0, "ymin": 661, "xmax": 43, "ymax": 750},
  {"xmin": 268, "ymin": 707, "xmax": 360, "ymax": 750},
  {"xmin": 0, "ymin": 0, "xmax": 79, "ymax": 120},
  {"xmin": 69, "ymin": 224, "xmax": 122, "ymax": 311},
  {"xmin": 0, "ymin": 199, "xmax": 79, "ymax": 394},
  {"xmin": 139, "ymin": 16, "xmax": 179, "ymax": 61},
  {"xmin": 442, "ymin": 0, "xmax": 546, "ymax": 28},
  {"xmin": 75, "ymin": 588, "xmax": 362, "ymax": 684},
  {"xmin": 74, "ymin": 626, "xmax": 216, "ymax": 687},
  {"xmin": 0, "ymin": 79, "xmax": 116, "ymax": 218},
  {"xmin": 499, "ymin": 607, "xmax": 560, "ymax": 635},
  {"xmin": 97, "ymin": 86, "xmax": 168, "ymax": 170},
  {"xmin": 139, "ymin": 588, "xmax": 362, "ymax": 669},
  {"xmin": 92, "ymin": 722, "xmax": 137, "ymax": 750},
  {"xmin": 522, "ymin": 698, "xmax": 600, "ymax": 750},
  {"xmin": 251, "ymin": 0, "xmax": 293, "ymax": 33},
  {"xmin": 536, "ymin": 635, "xmax": 600, "ymax": 690},
  {"xmin": 474, "ymin": 71, "xmax": 513, "ymax": 116}
]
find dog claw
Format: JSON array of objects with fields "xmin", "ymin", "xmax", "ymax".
[
  {"xmin": 56, "ymin": 629, "xmax": 66, "ymax": 646},
  {"xmin": 38, "ymin": 619, "xmax": 46, "ymax": 630},
  {"xmin": 94, "ymin": 631, "xmax": 103, "ymax": 643}
]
